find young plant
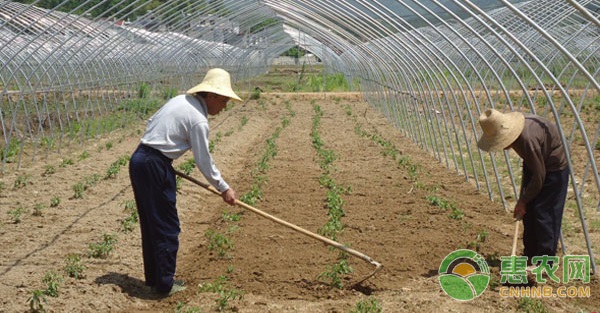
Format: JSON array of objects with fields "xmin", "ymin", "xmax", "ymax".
[
  {"xmin": 42, "ymin": 271, "xmax": 62, "ymax": 297},
  {"xmin": 50, "ymin": 196, "xmax": 60, "ymax": 208},
  {"xmin": 121, "ymin": 206, "xmax": 139, "ymax": 233},
  {"xmin": 33, "ymin": 203, "xmax": 45, "ymax": 217},
  {"xmin": 204, "ymin": 229, "xmax": 234, "ymax": 258},
  {"xmin": 72, "ymin": 182, "xmax": 86, "ymax": 199},
  {"xmin": 64, "ymin": 254, "xmax": 85, "ymax": 279},
  {"xmin": 318, "ymin": 258, "xmax": 353, "ymax": 289},
  {"xmin": 350, "ymin": 297, "xmax": 383, "ymax": 313},
  {"xmin": 43, "ymin": 165, "xmax": 56, "ymax": 176},
  {"xmin": 88, "ymin": 233, "xmax": 118, "ymax": 258},
  {"xmin": 27, "ymin": 289, "xmax": 47, "ymax": 313},
  {"xmin": 198, "ymin": 275, "xmax": 244, "ymax": 312},
  {"xmin": 13, "ymin": 174, "xmax": 30, "ymax": 189},
  {"xmin": 78, "ymin": 150, "xmax": 90, "ymax": 160},
  {"xmin": 7, "ymin": 206, "xmax": 26, "ymax": 223},
  {"xmin": 59, "ymin": 158, "xmax": 74, "ymax": 168}
]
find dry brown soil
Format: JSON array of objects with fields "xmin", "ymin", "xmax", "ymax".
[{"xmin": 0, "ymin": 93, "xmax": 598, "ymax": 312}]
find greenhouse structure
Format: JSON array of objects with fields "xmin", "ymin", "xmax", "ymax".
[{"xmin": 1, "ymin": 0, "xmax": 599, "ymax": 278}]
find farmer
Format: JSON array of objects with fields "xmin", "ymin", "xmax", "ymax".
[
  {"xmin": 477, "ymin": 109, "xmax": 568, "ymax": 263},
  {"xmin": 129, "ymin": 68, "xmax": 241, "ymax": 296}
]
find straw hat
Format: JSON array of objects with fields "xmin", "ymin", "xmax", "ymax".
[
  {"xmin": 186, "ymin": 68, "xmax": 242, "ymax": 102},
  {"xmin": 477, "ymin": 109, "xmax": 525, "ymax": 152}
]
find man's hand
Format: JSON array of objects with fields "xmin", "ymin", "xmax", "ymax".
[
  {"xmin": 221, "ymin": 188, "xmax": 237, "ymax": 205},
  {"xmin": 514, "ymin": 199, "xmax": 527, "ymax": 220}
]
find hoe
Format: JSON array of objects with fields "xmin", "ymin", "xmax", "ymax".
[{"xmin": 175, "ymin": 170, "xmax": 383, "ymax": 287}]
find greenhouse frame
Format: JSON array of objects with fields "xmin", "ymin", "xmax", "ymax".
[{"xmin": 1, "ymin": 0, "xmax": 599, "ymax": 272}]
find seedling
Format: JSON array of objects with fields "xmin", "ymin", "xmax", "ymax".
[
  {"xmin": 50, "ymin": 196, "xmax": 60, "ymax": 208},
  {"xmin": 205, "ymin": 229, "xmax": 234, "ymax": 258},
  {"xmin": 318, "ymin": 258, "xmax": 353, "ymax": 289},
  {"xmin": 7, "ymin": 206, "xmax": 25, "ymax": 223},
  {"xmin": 59, "ymin": 158, "xmax": 74, "ymax": 168},
  {"xmin": 449, "ymin": 207, "xmax": 465, "ymax": 220},
  {"xmin": 78, "ymin": 150, "xmax": 90, "ymax": 160},
  {"xmin": 33, "ymin": 203, "xmax": 45, "ymax": 217},
  {"xmin": 121, "ymin": 201, "xmax": 138, "ymax": 233},
  {"xmin": 175, "ymin": 302, "xmax": 201, "ymax": 313},
  {"xmin": 72, "ymin": 182, "xmax": 86, "ymax": 199},
  {"xmin": 13, "ymin": 174, "xmax": 30, "ymax": 189},
  {"xmin": 198, "ymin": 275, "xmax": 244, "ymax": 312},
  {"xmin": 42, "ymin": 271, "xmax": 62, "ymax": 297},
  {"xmin": 88, "ymin": 233, "xmax": 118, "ymax": 258},
  {"xmin": 64, "ymin": 254, "xmax": 85, "ymax": 279},
  {"xmin": 351, "ymin": 297, "xmax": 382, "ymax": 313},
  {"xmin": 43, "ymin": 165, "xmax": 56, "ymax": 176},
  {"xmin": 27, "ymin": 289, "xmax": 47, "ymax": 312},
  {"xmin": 222, "ymin": 211, "xmax": 242, "ymax": 222}
]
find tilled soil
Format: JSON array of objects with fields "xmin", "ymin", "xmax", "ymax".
[{"xmin": 0, "ymin": 93, "xmax": 597, "ymax": 312}]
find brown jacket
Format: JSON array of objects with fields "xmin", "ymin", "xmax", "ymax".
[{"xmin": 510, "ymin": 114, "xmax": 568, "ymax": 203}]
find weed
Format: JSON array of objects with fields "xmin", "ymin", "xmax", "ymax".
[
  {"xmin": 64, "ymin": 254, "xmax": 85, "ymax": 279},
  {"xmin": 350, "ymin": 297, "xmax": 382, "ymax": 313},
  {"xmin": 27, "ymin": 289, "xmax": 47, "ymax": 312},
  {"xmin": 88, "ymin": 233, "xmax": 118, "ymax": 258},
  {"xmin": 240, "ymin": 115, "xmax": 248, "ymax": 127},
  {"xmin": 42, "ymin": 271, "xmax": 62, "ymax": 297},
  {"xmin": 105, "ymin": 142, "xmax": 113, "ymax": 150}
]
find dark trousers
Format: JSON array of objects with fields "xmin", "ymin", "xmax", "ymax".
[
  {"xmin": 522, "ymin": 167, "xmax": 569, "ymax": 261},
  {"xmin": 129, "ymin": 144, "xmax": 179, "ymax": 293}
]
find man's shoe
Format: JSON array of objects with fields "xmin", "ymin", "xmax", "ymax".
[{"xmin": 168, "ymin": 280, "xmax": 186, "ymax": 296}]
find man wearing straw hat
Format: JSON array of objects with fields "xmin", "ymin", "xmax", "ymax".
[
  {"xmin": 477, "ymin": 109, "xmax": 568, "ymax": 264},
  {"xmin": 129, "ymin": 68, "xmax": 242, "ymax": 296}
]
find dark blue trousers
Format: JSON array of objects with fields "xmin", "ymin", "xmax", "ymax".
[
  {"xmin": 129, "ymin": 144, "xmax": 179, "ymax": 293},
  {"xmin": 522, "ymin": 167, "xmax": 569, "ymax": 261}
]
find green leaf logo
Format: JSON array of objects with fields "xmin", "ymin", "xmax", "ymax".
[{"xmin": 438, "ymin": 249, "xmax": 490, "ymax": 301}]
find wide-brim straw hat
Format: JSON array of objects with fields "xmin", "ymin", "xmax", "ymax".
[
  {"xmin": 477, "ymin": 109, "xmax": 525, "ymax": 152},
  {"xmin": 186, "ymin": 68, "xmax": 243, "ymax": 102}
]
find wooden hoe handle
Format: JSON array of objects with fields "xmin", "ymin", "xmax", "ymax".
[{"xmin": 174, "ymin": 170, "xmax": 383, "ymax": 284}]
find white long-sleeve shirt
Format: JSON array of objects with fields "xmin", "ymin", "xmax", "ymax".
[{"xmin": 140, "ymin": 94, "xmax": 230, "ymax": 192}]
